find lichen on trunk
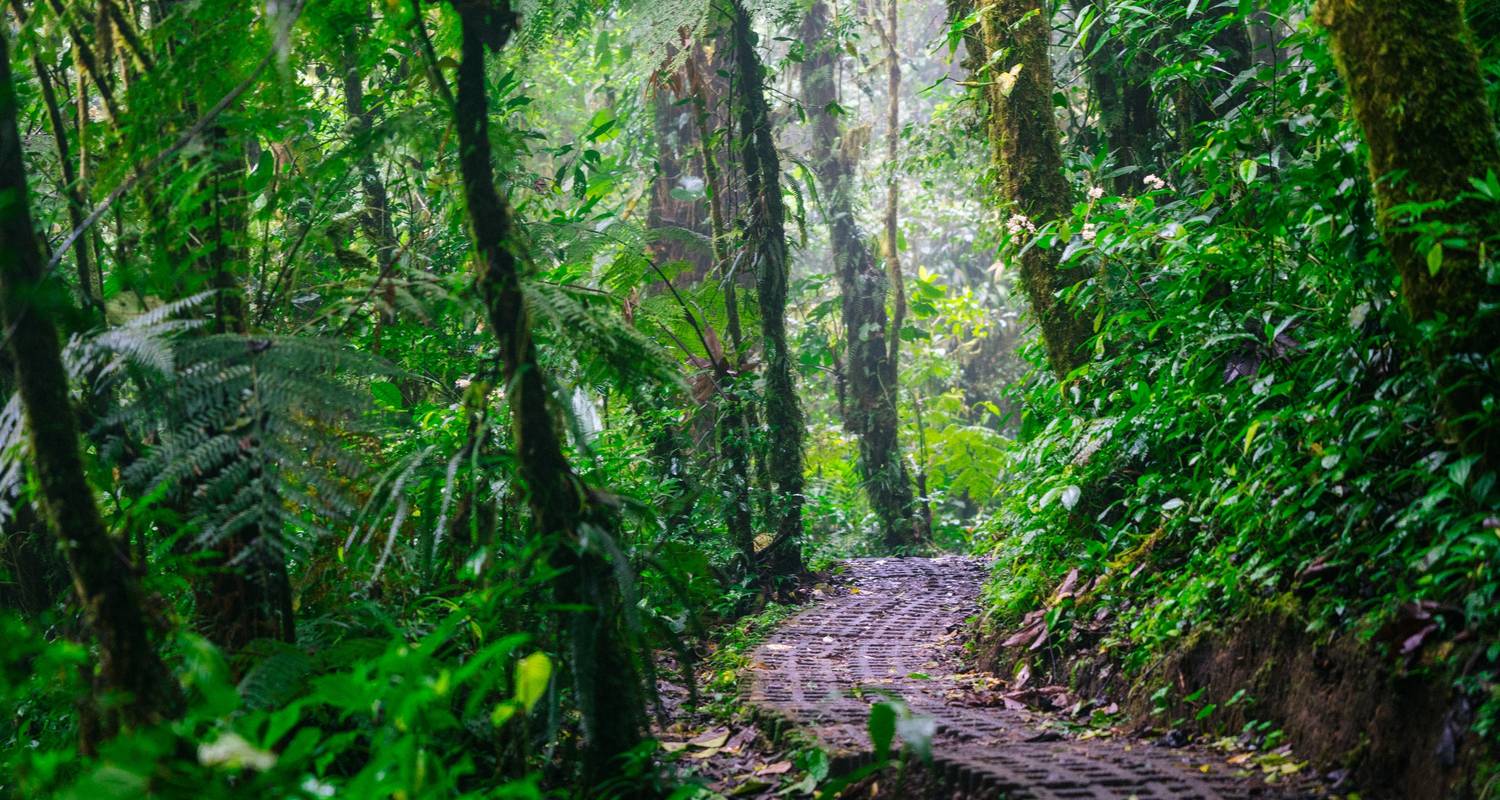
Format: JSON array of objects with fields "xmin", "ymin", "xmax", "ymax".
[
  {"xmin": 977, "ymin": 0, "xmax": 1095, "ymax": 379},
  {"xmin": 730, "ymin": 0, "xmax": 804, "ymax": 577}
]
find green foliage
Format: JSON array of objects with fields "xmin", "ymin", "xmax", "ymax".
[{"xmin": 981, "ymin": 0, "xmax": 1500, "ymax": 743}]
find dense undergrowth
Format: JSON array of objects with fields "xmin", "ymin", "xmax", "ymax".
[{"xmin": 978, "ymin": 5, "xmax": 1500, "ymax": 751}]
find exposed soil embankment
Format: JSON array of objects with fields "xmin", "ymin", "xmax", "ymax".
[{"xmin": 983, "ymin": 597, "xmax": 1495, "ymax": 800}]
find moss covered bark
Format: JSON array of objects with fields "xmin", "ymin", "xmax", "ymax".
[
  {"xmin": 979, "ymin": 0, "xmax": 1094, "ymax": 379},
  {"xmin": 0, "ymin": 29, "xmax": 182, "ymax": 736},
  {"xmin": 731, "ymin": 0, "xmax": 804, "ymax": 576},
  {"xmin": 799, "ymin": 2, "xmax": 921, "ymax": 550},
  {"xmin": 1318, "ymin": 0, "xmax": 1500, "ymax": 459},
  {"xmin": 449, "ymin": 2, "xmax": 646, "ymax": 783}
]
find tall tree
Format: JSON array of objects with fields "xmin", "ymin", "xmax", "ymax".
[
  {"xmin": 0, "ymin": 28, "xmax": 181, "ymax": 737},
  {"xmin": 1318, "ymin": 0, "xmax": 1500, "ymax": 460},
  {"xmin": 444, "ymin": 0, "xmax": 647, "ymax": 782},
  {"xmin": 729, "ymin": 0, "xmax": 804, "ymax": 576},
  {"xmin": 800, "ymin": 2, "xmax": 921, "ymax": 549},
  {"xmin": 975, "ymin": 0, "xmax": 1094, "ymax": 379}
]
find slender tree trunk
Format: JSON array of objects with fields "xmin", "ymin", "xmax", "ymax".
[
  {"xmin": 730, "ymin": 0, "xmax": 804, "ymax": 577},
  {"xmin": 343, "ymin": 30, "xmax": 401, "ymax": 352},
  {"xmin": 0, "ymin": 29, "xmax": 181, "ymax": 736},
  {"xmin": 1072, "ymin": 0, "xmax": 1159, "ymax": 191},
  {"xmin": 6, "ymin": 0, "xmax": 102, "ymax": 314},
  {"xmin": 447, "ymin": 2, "xmax": 646, "ymax": 782},
  {"xmin": 976, "ymin": 0, "xmax": 1094, "ymax": 379},
  {"xmin": 681, "ymin": 49, "xmax": 757, "ymax": 568},
  {"xmin": 879, "ymin": 0, "xmax": 928, "ymax": 546},
  {"xmin": 800, "ymin": 1, "xmax": 920, "ymax": 550},
  {"xmin": 1318, "ymin": 0, "xmax": 1500, "ymax": 460}
]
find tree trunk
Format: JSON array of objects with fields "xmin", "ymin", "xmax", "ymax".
[
  {"xmin": 680, "ymin": 47, "xmax": 758, "ymax": 570},
  {"xmin": 800, "ymin": 1, "xmax": 920, "ymax": 550},
  {"xmin": 343, "ymin": 29, "xmax": 402, "ymax": 352},
  {"xmin": 978, "ymin": 0, "xmax": 1094, "ymax": 379},
  {"xmin": 447, "ymin": 1, "xmax": 647, "ymax": 783},
  {"xmin": 1072, "ymin": 0, "xmax": 1159, "ymax": 191},
  {"xmin": 1318, "ymin": 0, "xmax": 1500, "ymax": 460},
  {"xmin": 730, "ymin": 0, "xmax": 804, "ymax": 576},
  {"xmin": 0, "ymin": 28, "xmax": 181, "ymax": 736}
]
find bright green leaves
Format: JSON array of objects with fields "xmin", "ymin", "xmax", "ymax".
[
  {"xmin": 492, "ymin": 651, "xmax": 552, "ymax": 727},
  {"xmin": 371, "ymin": 380, "xmax": 404, "ymax": 410},
  {"xmin": 515, "ymin": 652, "xmax": 552, "ymax": 713},
  {"xmin": 865, "ymin": 700, "xmax": 934, "ymax": 764},
  {"xmin": 1237, "ymin": 158, "xmax": 1259, "ymax": 185},
  {"xmin": 867, "ymin": 701, "xmax": 896, "ymax": 761}
]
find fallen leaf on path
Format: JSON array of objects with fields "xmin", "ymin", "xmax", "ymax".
[
  {"xmin": 758, "ymin": 760, "xmax": 792, "ymax": 775},
  {"xmin": 725, "ymin": 780, "xmax": 773, "ymax": 796},
  {"xmin": 690, "ymin": 730, "xmax": 730, "ymax": 748}
]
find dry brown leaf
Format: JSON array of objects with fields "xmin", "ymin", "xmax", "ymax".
[{"xmin": 689, "ymin": 730, "xmax": 730, "ymax": 748}]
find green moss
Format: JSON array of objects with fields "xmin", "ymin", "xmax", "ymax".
[
  {"xmin": 1318, "ymin": 0, "xmax": 1500, "ymax": 456},
  {"xmin": 980, "ymin": 1, "xmax": 1095, "ymax": 378}
]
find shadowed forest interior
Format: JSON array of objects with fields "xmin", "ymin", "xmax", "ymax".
[{"xmin": 1, "ymin": 0, "xmax": 1499, "ymax": 797}]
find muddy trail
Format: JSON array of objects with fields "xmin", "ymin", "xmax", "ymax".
[{"xmin": 745, "ymin": 557, "xmax": 1321, "ymax": 799}]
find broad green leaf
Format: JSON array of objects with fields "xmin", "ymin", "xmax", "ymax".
[
  {"xmin": 515, "ymin": 652, "xmax": 552, "ymax": 713},
  {"xmin": 868, "ymin": 701, "xmax": 897, "ymax": 761}
]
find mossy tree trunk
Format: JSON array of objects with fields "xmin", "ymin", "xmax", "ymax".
[
  {"xmin": 681, "ymin": 44, "xmax": 759, "ymax": 572},
  {"xmin": 0, "ymin": 29, "xmax": 182, "ymax": 737},
  {"xmin": 799, "ymin": 1, "xmax": 921, "ymax": 550},
  {"xmin": 1318, "ymin": 0, "xmax": 1500, "ymax": 460},
  {"xmin": 978, "ymin": 0, "xmax": 1094, "ymax": 379},
  {"xmin": 447, "ymin": 0, "xmax": 647, "ymax": 782},
  {"xmin": 730, "ymin": 0, "xmax": 804, "ymax": 577}
]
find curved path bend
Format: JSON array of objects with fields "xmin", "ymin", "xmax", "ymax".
[{"xmin": 747, "ymin": 557, "xmax": 1305, "ymax": 800}]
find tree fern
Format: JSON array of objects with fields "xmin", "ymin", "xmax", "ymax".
[
  {"xmin": 116, "ymin": 335, "xmax": 396, "ymax": 558},
  {"xmin": 0, "ymin": 293, "xmax": 213, "ymax": 524}
]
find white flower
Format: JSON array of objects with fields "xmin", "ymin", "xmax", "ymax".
[
  {"xmin": 1005, "ymin": 213, "xmax": 1037, "ymax": 237},
  {"xmin": 1143, "ymin": 174, "xmax": 1167, "ymax": 191},
  {"xmin": 455, "ymin": 377, "xmax": 472, "ymax": 390},
  {"xmin": 1081, "ymin": 223, "xmax": 1098, "ymax": 242},
  {"xmin": 198, "ymin": 732, "xmax": 277, "ymax": 771},
  {"xmin": 1088, "ymin": 186, "xmax": 1104, "ymax": 201}
]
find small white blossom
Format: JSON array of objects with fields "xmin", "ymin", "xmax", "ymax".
[
  {"xmin": 1081, "ymin": 223, "xmax": 1098, "ymax": 242},
  {"xmin": 1088, "ymin": 186, "xmax": 1104, "ymax": 201},
  {"xmin": 1143, "ymin": 174, "xmax": 1167, "ymax": 191},
  {"xmin": 455, "ymin": 377, "xmax": 472, "ymax": 390},
  {"xmin": 1005, "ymin": 213, "xmax": 1037, "ymax": 237}
]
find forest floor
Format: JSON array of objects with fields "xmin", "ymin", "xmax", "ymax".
[{"xmin": 661, "ymin": 557, "xmax": 1341, "ymax": 799}]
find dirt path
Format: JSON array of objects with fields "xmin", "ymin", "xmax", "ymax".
[{"xmin": 746, "ymin": 557, "xmax": 1311, "ymax": 799}]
